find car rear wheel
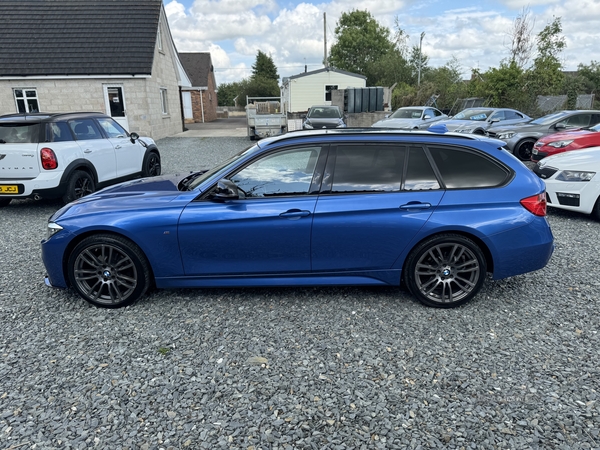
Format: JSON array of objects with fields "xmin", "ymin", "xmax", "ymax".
[
  {"xmin": 142, "ymin": 151, "xmax": 161, "ymax": 177},
  {"xmin": 67, "ymin": 234, "xmax": 151, "ymax": 308},
  {"xmin": 515, "ymin": 139, "xmax": 536, "ymax": 161},
  {"xmin": 62, "ymin": 170, "xmax": 95, "ymax": 204},
  {"xmin": 403, "ymin": 234, "xmax": 487, "ymax": 308}
]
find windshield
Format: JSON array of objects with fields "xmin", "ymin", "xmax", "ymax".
[
  {"xmin": 530, "ymin": 111, "xmax": 570, "ymax": 126},
  {"xmin": 0, "ymin": 123, "xmax": 40, "ymax": 143},
  {"xmin": 453, "ymin": 109, "xmax": 494, "ymax": 121},
  {"xmin": 308, "ymin": 107, "xmax": 342, "ymax": 119},
  {"xmin": 186, "ymin": 145, "xmax": 257, "ymax": 190},
  {"xmin": 390, "ymin": 108, "xmax": 423, "ymax": 119}
]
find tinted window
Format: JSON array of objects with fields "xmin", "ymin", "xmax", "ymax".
[
  {"xmin": 69, "ymin": 119, "xmax": 103, "ymax": 140},
  {"xmin": 331, "ymin": 145, "xmax": 405, "ymax": 193},
  {"xmin": 404, "ymin": 146, "xmax": 440, "ymax": 191},
  {"xmin": 504, "ymin": 110, "xmax": 522, "ymax": 120},
  {"xmin": 564, "ymin": 114, "xmax": 591, "ymax": 127},
  {"xmin": 0, "ymin": 123, "xmax": 40, "ymax": 143},
  {"xmin": 231, "ymin": 147, "xmax": 321, "ymax": 197},
  {"xmin": 46, "ymin": 122, "xmax": 73, "ymax": 142},
  {"xmin": 428, "ymin": 145, "xmax": 510, "ymax": 189}
]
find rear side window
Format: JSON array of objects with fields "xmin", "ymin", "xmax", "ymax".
[
  {"xmin": 0, "ymin": 123, "xmax": 40, "ymax": 144},
  {"xmin": 69, "ymin": 119, "xmax": 103, "ymax": 140},
  {"xmin": 428, "ymin": 145, "xmax": 511, "ymax": 189},
  {"xmin": 46, "ymin": 122, "xmax": 73, "ymax": 142},
  {"xmin": 331, "ymin": 145, "xmax": 405, "ymax": 193},
  {"xmin": 404, "ymin": 147, "xmax": 440, "ymax": 191}
]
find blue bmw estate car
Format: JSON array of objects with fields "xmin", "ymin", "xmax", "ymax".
[{"xmin": 41, "ymin": 129, "xmax": 554, "ymax": 308}]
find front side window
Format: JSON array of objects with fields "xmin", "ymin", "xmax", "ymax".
[
  {"xmin": 331, "ymin": 145, "xmax": 405, "ymax": 193},
  {"xmin": 97, "ymin": 117, "xmax": 127, "ymax": 138},
  {"xmin": 230, "ymin": 147, "xmax": 321, "ymax": 197},
  {"xmin": 14, "ymin": 89, "xmax": 39, "ymax": 113},
  {"xmin": 325, "ymin": 85, "xmax": 338, "ymax": 102},
  {"xmin": 69, "ymin": 119, "xmax": 103, "ymax": 140},
  {"xmin": 160, "ymin": 88, "xmax": 169, "ymax": 114},
  {"xmin": 428, "ymin": 145, "xmax": 510, "ymax": 189}
]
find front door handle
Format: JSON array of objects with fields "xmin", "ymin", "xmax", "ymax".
[
  {"xmin": 83, "ymin": 149, "xmax": 92, "ymax": 154},
  {"xmin": 115, "ymin": 145, "xmax": 122, "ymax": 149},
  {"xmin": 279, "ymin": 209, "xmax": 311, "ymax": 220},
  {"xmin": 400, "ymin": 202, "xmax": 432, "ymax": 210}
]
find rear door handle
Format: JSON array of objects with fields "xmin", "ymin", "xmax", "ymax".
[
  {"xmin": 400, "ymin": 202, "xmax": 432, "ymax": 210},
  {"xmin": 279, "ymin": 209, "xmax": 311, "ymax": 220}
]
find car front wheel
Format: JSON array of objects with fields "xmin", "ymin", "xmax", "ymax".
[
  {"xmin": 62, "ymin": 170, "xmax": 95, "ymax": 204},
  {"xmin": 142, "ymin": 151, "xmax": 161, "ymax": 177},
  {"xmin": 403, "ymin": 234, "xmax": 487, "ymax": 308},
  {"xmin": 515, "ymin": 139, "xmax": 536, "ymax": 161},
  {"xmin": 67, "ymin": 234, "xmax": 151, "ymax": 308}
]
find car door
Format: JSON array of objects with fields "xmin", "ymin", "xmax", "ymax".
[
  {"xmin": 177, "ymin": 145, "xmax": 326, "ymax": 276},
  {"xmin": 96, "ymin": 117, "xmax": 142, "ymax": 177},
  {"xmin": 69, "ymin": 119, "xmax": 117, "ymax": 182},
  {"xmin": 311, "ymin": 144, "xmax": 444, "ymax": 272}
]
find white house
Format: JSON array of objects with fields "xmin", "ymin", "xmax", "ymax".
[{"xmin": 281, "ymin": 67, "xmax": 367, "ymax": 113}]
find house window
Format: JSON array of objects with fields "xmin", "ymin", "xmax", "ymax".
[
  {"xmin": 160, "ymin": 88, "xmax": 169, "ymax": 114},
  {"xmin": 325, "ymin": 85, "xmax": 338, "ymax": 102},
  {"xmin": 14, "ymin": 89, "xmax": 40, "ymax": 113},
  {"xmin": 157, "ymin": 23, "xmax": 163, "ymax": 52}
]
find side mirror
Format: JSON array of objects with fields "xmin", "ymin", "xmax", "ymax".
[
  {"xmin": 212, "ymin": 179, "xmax": 240, "ymax": 200},
  {"xmin": 129, "ymin": 132, "xmax": 139, "ymax": 143},
  {"xmin": 490, "ymin": 118, "xmax": 500, "ymax": 123},
  {"xmin": 423, "ymin": 114, "xmax": 431, "ymax": 120},
  {"xmin": 555, "ymin": 122, "xmax": 566, "ymax": 130}
]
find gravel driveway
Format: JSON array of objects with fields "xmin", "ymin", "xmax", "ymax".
[{"xmin": 1, "ymin": 137, "xmax": 599, "ymax": 449}]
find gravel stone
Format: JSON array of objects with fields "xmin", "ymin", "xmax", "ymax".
[{"xmin": 1, "ymin": 136, "xmax": 599, "ymax": 448}]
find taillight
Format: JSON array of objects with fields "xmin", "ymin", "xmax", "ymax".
[
  {"xmin": 520, "ymin": 193, "xmax": 547, "ymax": 216},
  {"xmin": 40, "ymin": 147, "xmax": 58, "ymax": 170}
]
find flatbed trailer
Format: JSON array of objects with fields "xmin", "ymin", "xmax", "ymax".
[{"xmin": 246, "ymin": 96, "xmax": 287, "ymax": 140}]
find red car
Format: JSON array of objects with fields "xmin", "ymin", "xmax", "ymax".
[{"xmin": 531, "ymin": 123, "xmax": 600, "ymax": 161}]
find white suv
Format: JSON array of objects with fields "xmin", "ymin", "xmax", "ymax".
[{"xmin": 0, "ymin": 112, "xmax": 161, "ymax": 206}]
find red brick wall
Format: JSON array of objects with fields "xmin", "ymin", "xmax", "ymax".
[{"xmin": 190, "ymin": 73, "xmax": 218, "ymax": 122}]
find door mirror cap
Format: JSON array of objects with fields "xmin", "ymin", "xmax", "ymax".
[
  {"xmin": 213, "ymin": 179, "xmax": 240, "ymax": 200},
  {"xmin": 129, "ymin": 132, "xmax": 139, "ymax": 143}
]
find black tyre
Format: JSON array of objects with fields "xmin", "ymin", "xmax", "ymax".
[
  {"xmin": 142, "ymin": 151, "xmax": 161, "ymax": 177},
  {"xmin": 62, "ymin": 170, "xmax": 95, "ymax": 204},
  {"xmin": 593, "ymin": 196, "xmax": 600, "ymax": 221},
  {"xmin": 403, "ymin": 234, "xmax": 487, "ymax": 308},
  {"xmin": 514, "ymin": 139, "xmax": 536, "ymax": 161},
  {"xmin": 0, "ymin": 198, "xmax": 11, "ymax": 207},
  {"xmin": 67, "ymin": 234, "xmax": 151, "ymax": 308}
]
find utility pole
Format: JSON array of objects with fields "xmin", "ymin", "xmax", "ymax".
[
  {"xmin": 323, "ymin": 12, "xmax": 328, "ymax": 67},
  {"xmin": 417, "ymin": 31, "xmax": 425, "ymax": 86}
]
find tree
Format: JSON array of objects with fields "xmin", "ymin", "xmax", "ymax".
[
  {"xmin": 217, "ymin": 81, "xmax": 244, "ymax": 106},
  {"xmin": 328, "ymin": 10, "xmax": 395, "ymax": 85},
  {"xmin": 506, "ymin": 6, "xmax": 535, "ymax": 69},
  {"xmin": 525, "ymin": 17, "xmax": 566, "ymax": 97},
  {"xmin": 251, "ymin": 50, "xmax": 279, "ymax": 82}
]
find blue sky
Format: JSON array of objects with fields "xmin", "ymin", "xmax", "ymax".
[{"xmin": 165, "ymin": 0, "xmax": 600, "ymax": 85}]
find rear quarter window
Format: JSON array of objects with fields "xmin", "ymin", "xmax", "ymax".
[
  {"xmin": 46, "ymin": 122, "xmax": 73, "ymax": 142},
  {"xmin": 428, "ymin": 145, "xmax": 511, "ymax": 189}
]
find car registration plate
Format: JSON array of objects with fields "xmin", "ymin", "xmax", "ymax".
[
  {"xmin": 0, "ymin": 185, "xmax": 18, "ymax": 194},
  {"xmin": 532, "ymin": 149, "xmax": 538, "ymax": 155}
]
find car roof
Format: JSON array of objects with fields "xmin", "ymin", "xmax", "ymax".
[
  {"xmin": 0, "ymin": 112, "xmax": 110, "ymax": 124},
  {"xmin": 256, "ymin": 127, "xmax": 504, "ymax": 147}
]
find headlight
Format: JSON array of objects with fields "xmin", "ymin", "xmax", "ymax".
[
  {"xmin": 498, "ymin": 132, "xmax": 516, "ymax": 140},
  {"xmin": 47, "ymin": 222, "xmax": 63, "ymax": 239},
  {"xmin": 336, "ymin": 119, "xmax": 346, "ymax": 128},
  {"xmin": 456, "ymin": 128, "xmax": 474, "ymax": 134},
  {"xmin": 556, "ymin": 170, "xmax": 596, "ymax": 182},
  {"xmin": 547, "ymin": 140, "xmax": 574, "ymax": 148},
  {"xmin": 303, "ymin": 122, "xmax": 313, "ymax": 129}
]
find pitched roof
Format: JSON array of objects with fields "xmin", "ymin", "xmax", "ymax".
[
  {"xmin": 179, "ymin": 53, "xmax": 214, "ymax": 87},
  {"xmin": 285, "ymin": 67, "xmax": 367, "ymax": 82},
  {"xmin": 0, "ymin": 0, "xmax": 162, "ymax": 77}
]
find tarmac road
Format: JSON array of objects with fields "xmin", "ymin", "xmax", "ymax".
[{"xmin": 175, "ymin": 116, "xmax": 248, "ymax": 137}]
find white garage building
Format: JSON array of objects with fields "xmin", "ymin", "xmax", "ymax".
[{"xmin": 281, "ymin": 67, "xmax": 366, "ymax": 114}]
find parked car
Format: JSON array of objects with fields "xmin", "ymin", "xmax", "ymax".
[
  {"xmin": 433, "ymin": 107, "xmax": 531, "ymax": 135},
  {"xmin": 41, "ymin": 129, "xmax": 554, "ymax": 309},
  {"xmin": 371, "ymin": 106, "xmax": 447, "ymax": 129},
  {"xmin": 302, "ymin": 105, "xmax": 346, "ymax": 129},
  {"xmin": 531, "ymin": 122, "xmax": 600, "ymax": 161},
  {"xmin": 534, "ymin": 146, "xmax": 600, "ymax": 218},
  {"xmin": 0, "ymin": 112, "xmax": 160, "ymax": 206},
  {"xmin": 487, "ymin": 110, "xmax": 600, "ymax": 161}
]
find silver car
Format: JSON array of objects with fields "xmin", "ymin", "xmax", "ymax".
[
  {"xmin": 434, "ymin": 108, "xmax": 531, "ymax": 135},
  {"xmin": 372, "ymin": 107, "xmax": 447, "ymax": 130}
]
